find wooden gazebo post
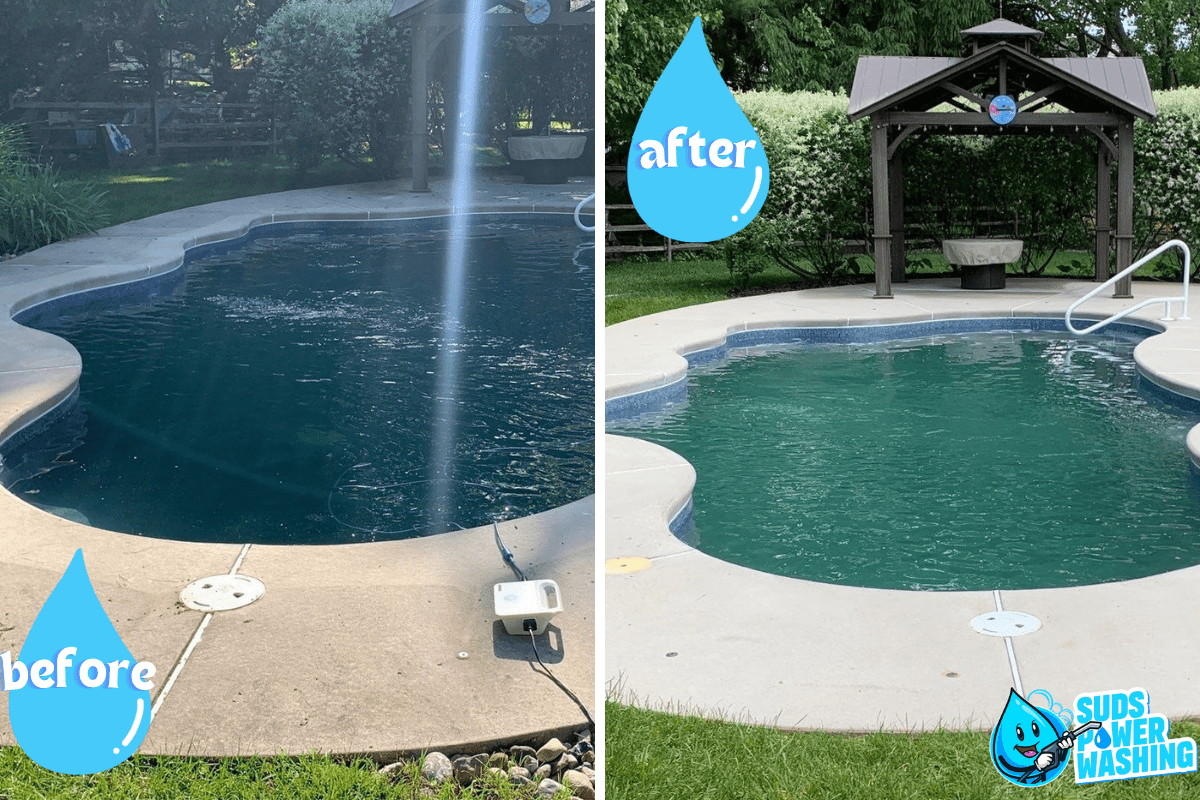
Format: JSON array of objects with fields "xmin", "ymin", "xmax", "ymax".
[
  {"xmin": 1095, "ymin": 141, "xmax": 1112, "ymax": 282},
  {"xmin": 1115, "ymin": 120, "xmax": 1135, "ymax": 297},
  {"xmin": 870, "ymin": 116, "xmax": 892, "ymax": 298},
  {"xmin": 410, "ymin": 19, "xmax": 430, "ymax": 192}
]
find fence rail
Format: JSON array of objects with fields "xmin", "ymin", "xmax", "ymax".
[{"xmin": 5, "ymin": 100, "xmax": 279, "ymax": 161}]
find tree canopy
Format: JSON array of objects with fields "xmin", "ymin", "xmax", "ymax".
[{"xmin": 606, "ymin": 0, "xmax": 1200, "ymax": 149}]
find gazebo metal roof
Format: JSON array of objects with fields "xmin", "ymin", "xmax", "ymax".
[{"xmin": 848, "ymin": 49, "xmax": 1156, "ymax": 120}]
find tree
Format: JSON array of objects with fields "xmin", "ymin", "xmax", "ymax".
[
  {"xmin": 605, "ymin": 0, "xmax": 723, "ymax": 148},
  {"xmin": 256, "ymin": 0, "xmax": 410, "ymax": 177}
]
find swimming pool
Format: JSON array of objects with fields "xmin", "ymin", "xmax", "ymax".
[
  {"xmin": 1, "ymin": 214, "xmax": 594, "ymax": 545},
  {"xmin": 609, "ymin": 321, "xmax": 1200, "ymax": 591}
]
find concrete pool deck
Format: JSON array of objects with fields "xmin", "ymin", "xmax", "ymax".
[
  {"xmin": 0, "ymin": 176, "xmax": 596, "ymax": 758},
  {"xmin": 606, "ymin": 278, "xmax": 1200, "ymax": 732}
]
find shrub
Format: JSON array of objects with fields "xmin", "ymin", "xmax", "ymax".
[
  {"xmin": 0, "ymin": 125, "xmax": 108, "ymax": 256},
  {"xmin": 256, "ymin": 0, "xmax": 410, "ymax": 178},
  {"xmin": 733, "ymin": 91, "xmax": 870, "ymax": 287},
  {"xmin": 1135, "ymin": 87, "xmax": 1200, "ymax": 275}
]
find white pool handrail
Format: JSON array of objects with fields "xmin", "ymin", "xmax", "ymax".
[
  {"xmin": 574, "ymin": 193, "xmax": 596, "ymax": 232},
  {"xmin": 1065, "ymin": 239, "xmax": 1191, "ymax": 335}
]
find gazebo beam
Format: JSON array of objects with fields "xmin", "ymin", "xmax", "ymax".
[
  {"xmin": 886, "ymin": 125, "xmax": 920, "ymax": 160},
  {"xmin": 1017, "ymin": 81, "xmax": 1065, "ymax": 110},
  {"xmin": 939, "ymin": 81, "xmax": 986, "ymax": 110},
  {"xmin": 420, "ymin": 11, "xmax": 593, "ymax": 26},
  {"xmin": 888, "ymin": 112, "xmax": 1122, "ymax": 127}
]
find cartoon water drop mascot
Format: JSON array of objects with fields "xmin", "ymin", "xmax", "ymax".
[{"xmin": 990, "ymin": 688, "xmax": 1102, "ymax": 785}]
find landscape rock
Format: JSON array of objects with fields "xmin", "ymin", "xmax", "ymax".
[
  {"xmin": 521, "ymin": 755, "xmax": 539, "ymax": 771},
  {"xmin": 555, "ymin": 753, "xmax": 579, "ymax": 773},
  {"xmin": 452, "ymin": 755, "xmax": 485, "ymax": 785},
  {"xmin": 534, "ymin": 763, "xmax": 552, "ymax": 780},
  {"xmin": 488, "ymin": 752, "xmax": 509, "ymax": 770},
  {"xmin": 537, "ymin": 778, "xmax": 564, "ymax": 798},
  {"xmin": 420, "ymin": 752, "xmax": 453, "ymax": 784},
  {"xmin": 511, "ymin": 745, "xmax": 538, "ymax": 763},
  {"xmin": 562, "ymin": 770, "xmax": 595, "ymax": 800},
  {"xmin": 536, "ymin": 737, "xmax": 567, "ymax": 763},
  {"xmin": 378, "ymin": 761, "xmax": 407, "ymax": 777}
]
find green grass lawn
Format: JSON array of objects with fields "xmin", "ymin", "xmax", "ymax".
[
  {"xmin": 606, "ymin": 701, "xmax": 1200, "ymax": 799},
  {"xmin": 57, "ymin": 147, "xmax": 514, "ymax": 229},
  {"xmin": 0, "ymin": 748, "xmax": 567, "ymax": 800},
  {"xmin": 605, "ymin": 256, "xmax": 804, "ymax": 325},
  {"xmin": 59, "ymin": 158, "xmax": 375, "ymax": 228}
]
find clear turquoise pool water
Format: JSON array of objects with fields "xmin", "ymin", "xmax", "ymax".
[
  {"xmin": 611, "ymin": 330, "xmax": 1200, "ymax": 590},
  {"xmin": 1, "ymin": 218, "xmax": 594, "ymax": 544}
]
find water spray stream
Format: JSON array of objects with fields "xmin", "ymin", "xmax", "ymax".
[{"xmin": 430, "ymin": 0, "xmax": 485, "ymax": 533}]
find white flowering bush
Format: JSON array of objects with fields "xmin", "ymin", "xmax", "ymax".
[
  {"xmin": 728, "ymin": 91, "xmax": 870, "ymax": 286},
  {"xmin": 1135, "ymin": 88, "xmax": 1200, "ymax": 276},
  {"xmin": 256, "ymin": 0, "xmax": 409, "ymax": 177}
]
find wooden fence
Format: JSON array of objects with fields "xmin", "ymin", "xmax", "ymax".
[{"xmin": 5, "ymin": 100, "xmax": 279, "ymax": 162}]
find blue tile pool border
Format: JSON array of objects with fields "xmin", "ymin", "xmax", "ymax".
[{"xmin": 605, "ymin": 316, "xmax": 1166, "ymax": 425}]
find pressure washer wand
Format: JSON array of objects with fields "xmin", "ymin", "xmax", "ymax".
[{"xmin": 1034, "ymin": 720, "xmax": 1103, "ymax": 772}]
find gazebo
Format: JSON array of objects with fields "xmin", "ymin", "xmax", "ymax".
[
  {"xmin": 848, "ymin": 18, "xmax": 1157, "ymax": 299},
  {"xmin": 387, "ymin": 0, "xmax": 595, "ymax": 192}
]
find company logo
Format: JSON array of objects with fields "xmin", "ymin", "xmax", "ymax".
[
  {"xmin": 988, "ymin": 687, "xmax": 1196, "ymax": 787},
  {"xmin": 1073, "ymin": 689, "xmax": 1196, "ymax": 783}
]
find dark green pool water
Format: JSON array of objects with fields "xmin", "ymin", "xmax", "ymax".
[
  {"xmin": 1, "ymin": 219, "xmax": 594, "ymax": 544},
  {"xmin": 612, "ymin": 331, "xmax": 1200, "ymax": 590}
]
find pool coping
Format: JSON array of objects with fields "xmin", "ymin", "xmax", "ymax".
[
  {"xmin": 0, "ymin": 176, "xmax": 597, "ymax": 758},
  {"xmin": 605, "ymin": 278, "xmax": 1200, "ymax": 733}
]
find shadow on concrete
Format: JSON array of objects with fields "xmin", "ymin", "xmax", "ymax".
[{"xmin": 491, "ymin": 620, "xmax": 565, "ymax": 664}]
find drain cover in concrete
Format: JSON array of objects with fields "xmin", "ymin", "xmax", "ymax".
[
  {"xmin": 181, "ymin": 574, "xmax": 265, "ymax": 611},
  {"xmin": 970, "ymin": 611, "xmax": 1041, "ymax": 637}
]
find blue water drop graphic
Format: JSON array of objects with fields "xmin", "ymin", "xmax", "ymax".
[
  {"xmin": 627, "ymin": 17, "xmax": 769, "ymax": 242},
  {"xmin": 8, "ymin": 549, "xmax": 152, "ymax": 774},
  {"xmin": 989, "ymin": 689, "xmax": 1070, "ymax": 786},
  {"xmin": 1094, "ymin": 723, "xmax": 1112, "ymax": 749}
]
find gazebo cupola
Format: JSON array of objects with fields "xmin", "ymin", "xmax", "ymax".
[
  {"xmin": 849, "ymin": 17, "xmax": 1157, "ymax": 299},
  {"xmin": 960, "ymin": 18, "xmax": 1043, "ymax": 54}
]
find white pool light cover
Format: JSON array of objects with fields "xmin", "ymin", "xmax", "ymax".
[
  {"xmin": 970, "ymin": 610, "xmax": 1041, "ymax": 637},
  {"xmin": 181, "ymin": 574, "xmax": 265, "ymax": 611}
]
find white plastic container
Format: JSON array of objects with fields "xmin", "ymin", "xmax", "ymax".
[{"xmin": 494, "ymin": 579, "xmax": 563, "ymax": 635}]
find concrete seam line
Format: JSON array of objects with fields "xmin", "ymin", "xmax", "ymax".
[
  {"xmin": 1005, "ymin": 637, "xmax": 1024, "ymax": 698},
  {"xmin": 994, "ymin": 590, "xmax": 1025, "ymax": 697},
  {"xmin": 150, "ymin": 545, "xmax": 248, "ymax": 718},
  {"xmin": 151, "ymin": 612, "xmax": 212, "ymax": 719},
  {"xmin": 230, "ymin": 542, "xmax": 251, "ymax": 575}
]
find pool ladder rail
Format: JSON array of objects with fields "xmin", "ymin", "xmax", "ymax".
[
  {"xmin": 574, "ymin": 192, "xmax": 596, "ymax": 232},
  {"xmin": 1066, "ymin": 239, "xmax": 1191, "ymax": 335}
]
